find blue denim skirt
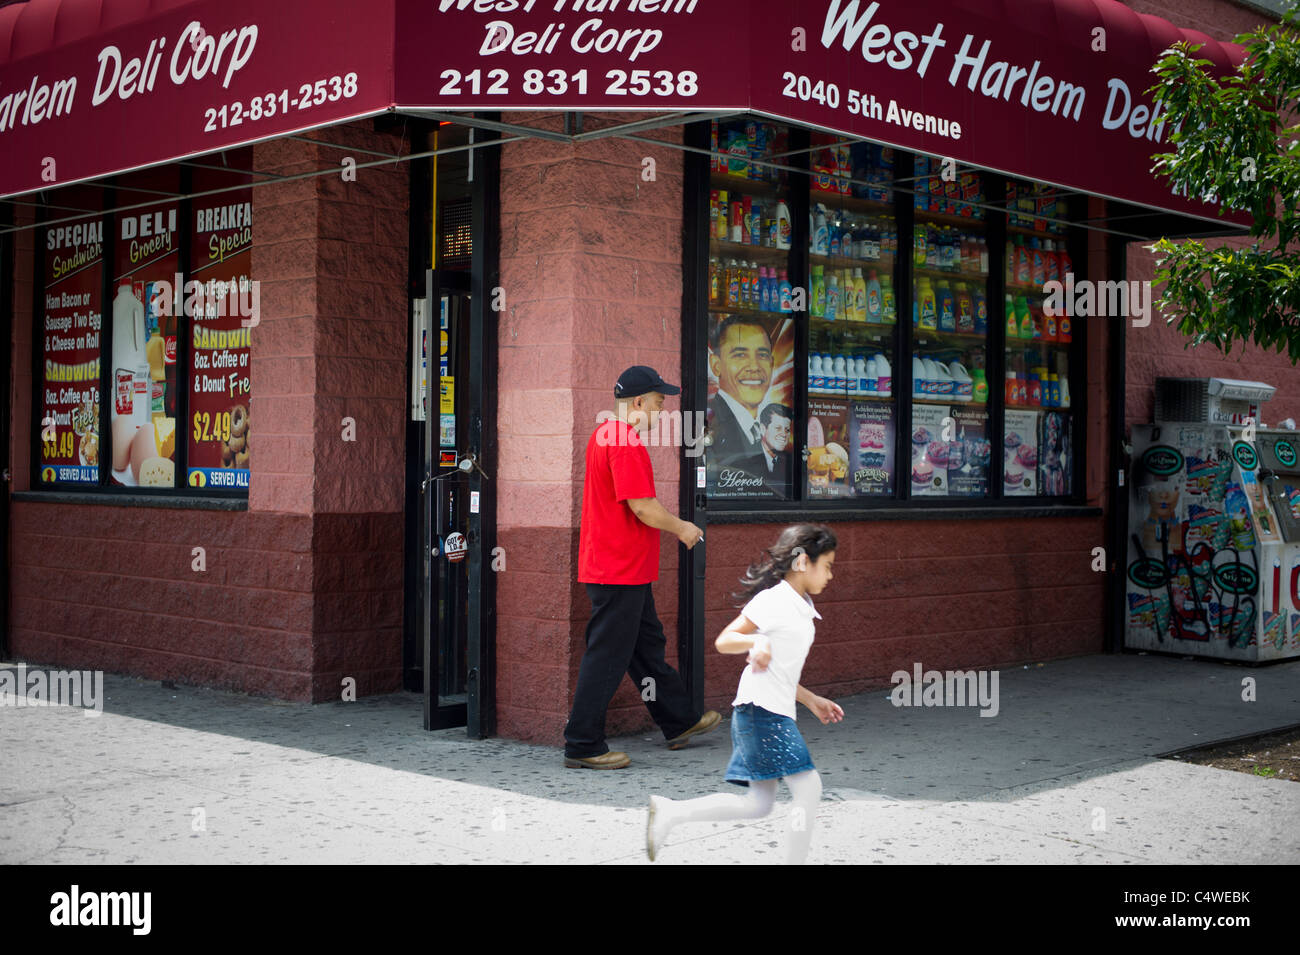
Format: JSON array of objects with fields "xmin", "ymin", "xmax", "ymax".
[{"xmin": 724, "ymin": 702, "xmax": 815, "ymax": 786}]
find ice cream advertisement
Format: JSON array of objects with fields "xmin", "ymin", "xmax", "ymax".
[
  {"xmin": 948, "ymin": 407, "xmax": 991, "ymax": 498},
  {"xmin": 40, "ymin": 205, "xmax": 104, "ymax": 485},
  {"xmin": 1003, "ymin": 409, "xmax": 1039, "ymax": 497},
  {"xmin": 187, "ymin": 172, "xmax": 253, "ymax": 491},
  {"xmin": 908, "ymin": 404, "xmax": 950, "ymax": 497}
]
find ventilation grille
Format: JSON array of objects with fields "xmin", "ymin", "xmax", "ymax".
[{"xmin": 1154, "ymin": 378, "xmax": 1209, "ymax": 424}]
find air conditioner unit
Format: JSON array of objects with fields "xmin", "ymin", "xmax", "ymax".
[{"xmin": 1154, "ymin": 377, "xmax": 1275, "ymax": 426}]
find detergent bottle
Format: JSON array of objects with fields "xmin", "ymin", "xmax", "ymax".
[{"xmin": 864, "ymin": 269, "xmax": 882, "ymax": 323}]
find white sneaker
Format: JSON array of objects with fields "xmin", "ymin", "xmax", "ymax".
[{"xmin": 647, "ymin": 795, "xmax": 673, "ymax": 862}]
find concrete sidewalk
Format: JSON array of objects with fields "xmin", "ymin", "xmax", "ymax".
[{"xmin": 1, "ymin": 653, "xmax": 1298, "ymax": 864}]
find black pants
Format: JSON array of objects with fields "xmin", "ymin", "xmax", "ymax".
[{"xmin": 564, "ymin": 583, "xmax": 699, "ymax": 758}]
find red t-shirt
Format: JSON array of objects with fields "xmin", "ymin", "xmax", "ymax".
[{"xmin": 578, "ymin": 419, "xmax": 659, "ymax": 584}]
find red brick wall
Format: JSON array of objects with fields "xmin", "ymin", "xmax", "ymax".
[
  {"xmin": 6, "ymin": 121, "xmax": 408, "ymax": 701},
  {"xmin": 1121, "ymin": 0, "xmax": 1300, "ymax": 430},
  {"xmin": 701, "ymin": 518, "xmax": 1108, "ymax": 711},
  {"xmin": 495, "ymin": 113, "xmax": 687, "ymax": 743}
]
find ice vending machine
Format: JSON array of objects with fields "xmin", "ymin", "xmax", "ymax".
[{"xmin": 1125, "ymin": 380, "xmax": 1300, "ymax": 662}]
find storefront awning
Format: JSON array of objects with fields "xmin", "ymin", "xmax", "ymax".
[{"xmin": 1, "ymin": 0, "xmax": 1252, "ymax": 227}]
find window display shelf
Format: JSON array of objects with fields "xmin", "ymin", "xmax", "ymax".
[
  {"xmin": 914, "ymin": 329, "xmax": 987, "ymax": 344},
  {"xmin": 914, "ymin": 397, "xmax": 987, "ymax": 407},
  {"xmin": 710, "ymin": 173, "xmax": 785, "ymax": 199},
  {"xmin": 811, "ymin": 192, "xmax": 893, "ymax": 216},
  {"xmin": 811, "ymin": 252, "xmax": 895, "ymax": 270},
  {"xmin": 915, "ymin": 209, "xmax": 986, "ymax": 227},
  {"xmin": 713, "ymin": 240, "xmax": 791, "ymax": 261}
]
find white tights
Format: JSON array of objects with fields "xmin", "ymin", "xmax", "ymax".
[{"xmin": 657, "ymin": 769, "xmax": 823, "ymax": 864}]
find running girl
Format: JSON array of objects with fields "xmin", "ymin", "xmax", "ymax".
[{"xmin": 646, "ymin": 523, "xmax": 843, "ymax": 864}]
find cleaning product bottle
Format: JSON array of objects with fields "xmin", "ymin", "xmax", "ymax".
[
  {"xmin": 1042, "ymin": 302, "xmax": 1058, "ymax": 341},
  {"xmin": 864, "ymin": 269, "xmax": 881, "ymax": 323},
  {"xmin": 913, "ymin": 354, "xmax": 927, "ymax": 397},
  {"xmin": 811, "ymin": 265, "xmax": 826, "ymax": 318},
  {"xmin": 918, "ymin": 279, "xmax": 937, "ymax": 330},
  {"xmin": 880, "ymin": 275, "xmax": 896, "ymax": 324},
  {"xmin": 855, "ymin": 356, "xmax": 869, "ymax": 395},
  {"xmin": 826, "ymin": 274, "xmax": 840, "ymax": 320},
  {"xmin": 877, "ymin": 353, "xmax": 892, "ymax": 396},
  {"xmin": 955, "ymin": 282, "xmax": 974, "ymax": 333},
  {"xmin": 1057, "ymin": 241, "xmax": 1072, "ymax": 281},
  {"xmin": 708, "ymin": 257, "xmax": 721, "ymax": 306},
  {"xmin": 1015, "ymin": 236, "xmax": 1031, "ymax": 284},
  {"xmin": 1005, "ymin": 294, "xmax": 1017, "ymax": 339},
  {"xmin": 914, "ymin": 225, "xmax": 927, "ymax": 267},
  {"xmin": 809, "ymin": 353, "xmax": 822, "ymax": 393},
  {"xmin": 972, "ymin": 286, "xmax": 987, "ymax": 335},
  {"xmin": 779, "ymin": 269, "xmax": 793, "ymax": 312},
  {"xmin": 776, "ymin": 200, "xmax": 792, "ymax": 250},
  {"xmin": 1016, "ymin": 295, "xmax": 1033, "ymax": 339},
  {"xmin": 813, "ymin": 205, "xmax": 829, "ymax": 255},
  {"xmin": 832, "ymin": 354, "xmax": 847, "ymax": 392},
  {"xmin": 864, "ymin": 356, "xmax": 877, "ymax": 396},
  {"xmin": 936, "ymin": 280, "xmax": 955, "ymax": 332},
  {"xmin": 1044, "ymin": 239, "xmax": 1060, "ymax": 284},
  {"xmin": 950, "ymin": 361, "xmax": 973, "ymax": 402},
  {"xmin": 972, "ymin": 366, "xmax": 989, "ymax": 403},
  {"xmin": 1030, "ymin": 238, "xmax": 1045, "ymax": 287},
  {"xmin": 716, "ymin": 190, "xmax": 729, "ymax": 241}
]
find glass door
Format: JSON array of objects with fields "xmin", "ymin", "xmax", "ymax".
[{"xmin": 419, "ymin": 276, "xmax": 471, "ymax": 729}]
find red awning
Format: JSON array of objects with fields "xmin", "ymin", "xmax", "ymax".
[
  {"xmin": 1, "ymin": 0, "xmax": 1255, "ymax": 224},
  {"xmin": 0, "ymin": 0, "xmax": 397, "ymax": 198}
]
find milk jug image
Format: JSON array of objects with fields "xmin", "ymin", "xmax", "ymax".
[{"xmin": 112, "ymin": 283, "xmax": 149, "ymax": 427}]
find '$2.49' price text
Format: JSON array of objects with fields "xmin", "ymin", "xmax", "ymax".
[{"xmin": 193, "ymin": 411, "xmax": 232, "ymax": 444}]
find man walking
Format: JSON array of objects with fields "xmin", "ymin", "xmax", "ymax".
[{"xmin": 564, "ymin": 366, "xmax": 721, "ymax": 769}]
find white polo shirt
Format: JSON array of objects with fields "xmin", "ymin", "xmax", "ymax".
[{"xmin": 732, "ymin": 579, "xmax": 821, "ymax": 720}]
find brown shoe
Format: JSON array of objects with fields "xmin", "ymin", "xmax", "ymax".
[
  {"xmin": 666, "ymin": 710, "xmax": 722, "ymax": 750},
  {"xmin": 564, "ymin": 751, "xmax": 631, "ymax": 769}
]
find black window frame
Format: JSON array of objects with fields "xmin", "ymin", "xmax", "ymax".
[
  {"xmin": 685, "ymin": 115, "xmax": 1090, "ymax": 520},
  {"xmin": 27, "ymin": 164, "xmax": 250, "ymax": 502}
]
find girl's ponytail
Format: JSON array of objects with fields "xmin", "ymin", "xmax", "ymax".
[{"xmin": 733, "ymin": 523, "xmax": 838, "ymax": 603}]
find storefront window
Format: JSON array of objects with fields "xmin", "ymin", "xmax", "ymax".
[
  {"xmin": 33, "ymin": 150, "xmax": 254, "ymax": 496},
  {"xmin": 188, "ymin": 162, "xmax": 254, "ymax": 491},
  {"xmin": 694, "ymin": 118, "xmax": 1082, "ymax": 511},
  {"xmin": 704, "ymin": 119, "xmax": 796, "ymax": 501},
  {"xmin": 39, "ymin": 187, "xmax": 105, "ymax": 487},
  {"xmin": 111, "ymin": 170, "xmax": 181, "ymax": 489},
  {"xmin": 909, "ymin": 156, "xmax": 991, "ymax": 499},
  {"xmin": 807, "ymin": 133, "xmax": 897, "ymax": 500},
  {"xmin": 1003, "ymin": 177, "xmax": 1075, "ymax": 499}
]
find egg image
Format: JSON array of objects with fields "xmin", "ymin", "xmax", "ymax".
[
  {"xmin": 129, "ymin": 422, "xmax": 158, "ymax": 482},
  {"xmin": 113, "ymin": 416, "xmax": 140, "ymax": 472}
]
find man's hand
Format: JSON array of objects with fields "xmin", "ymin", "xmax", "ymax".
[{"xmin": 676, "ymin": 521, "xmax": 704, "ymax": 550}]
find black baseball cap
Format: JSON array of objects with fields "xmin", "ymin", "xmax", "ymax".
[{"xmin": 614, "ymin": 365, "xmax": 680, "ymax": 399}]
